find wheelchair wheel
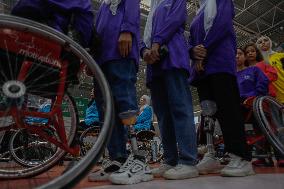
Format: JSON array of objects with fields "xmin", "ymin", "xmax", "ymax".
[
  {"xmin": 9, "ymin": 93, "xmax": 76, "ymax": 168},
  {"xmin": 79, "ymin": 126, "xmax": 101, "ymax": 156},
  {"xmin": 253, "ymin": 96, "xmax": 284, "ymax": 156},
  {"xmin": 0, "ymin": 14, "xmax": 114, "ymax": 189},
  {"xmin": 0, "ymin": 92, "xmax": 77, "ymax": 178},
  {"xmin": 9, "ymin": 128, "xmax": 57, "ymax": 167}
]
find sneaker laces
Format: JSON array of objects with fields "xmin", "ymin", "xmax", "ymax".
[
  {"xmin": 119, "ymin": 155, "xmax": 135, "ymax": 171},
  {"xmin": 101, "ymin": 158, "xmax": 112, "ymax": 169}
]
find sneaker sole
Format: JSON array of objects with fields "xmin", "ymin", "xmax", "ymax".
[
  {"xmin": 198, "ymin": 169, "xmax": 221, "ymax": 175},
  {"xmin": 221, "ymin": 170, "xmax": 255, "ymax": 177},
  {"xmin": 88, "ymin": 175, "xmax": 109, "ymax": 182},
  {"xmin": 163, "ymin": 171, "xmax": 199, "ymax": 180},
  {"xmin": 110, "ymin": 173, "xmax": 154, "ymax": 185}
]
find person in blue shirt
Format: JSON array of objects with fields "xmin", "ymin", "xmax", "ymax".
[
  {"xmin": 78, "ymin": 89, "xmax": 100, "ymax": 130},
  {"xmin": 134, "ymin": 95, "xmax": 153, "ymax": 132},
  {"xmin": 25, "ymin": 99, "xmax": 51, "ymax": 124}
]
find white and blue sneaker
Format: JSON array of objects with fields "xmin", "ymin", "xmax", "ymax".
[
  {"xmin": 109, "ymin": 155, "xmax": 153, "ymax": 185},
  {"xmin": 88, "ymin": 159, "xmax": 122, "ymax": 182}
]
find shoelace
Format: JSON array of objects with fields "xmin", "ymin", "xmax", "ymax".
[
  {"xmin": 101, "ymin": 159, "xmax": 112, "ymax": 169},
  {"xmin": 120, "ymin": 156, "xmax": 135, "ymax": 171}
]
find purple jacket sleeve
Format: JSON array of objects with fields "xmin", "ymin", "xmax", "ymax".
[
  {"xmin": 255, "ymin": 67, "xmax": 269, "ymax": 96},
  {"xmin": 203, "ymin": 0, "xmax": 235, "ymax": 49},
  {"xmin": 187, "ymin": 37, "xmax": 194, "ymax": 55},
  {"xmin": 120, "ymin": 0, "xmax": 140, "ymax": 35},
  {"xmin": 152, "ymin": 0, "xmax": 187, "ymax": 45}
]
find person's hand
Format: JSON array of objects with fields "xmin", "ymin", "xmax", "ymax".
[
  {"xmin": 192, "ymin": 44, "xmax": 207, "ymax": 60},
  {"xmin": 150, "ymin": 43, "xmax": 161, "ymax": 63},
  {"xmin": 118, "ymin": 32, "xmax": 132, "ymax": 58},
  {"xmin": 194, "ymin": 60, "xmax": 205, "ymax": 73},
  {"xmin": 143, "ymin": 49, "xmax": 156, "ymax": 64}
]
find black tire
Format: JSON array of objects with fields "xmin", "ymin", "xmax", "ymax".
[
  {"xmin": 9, "ymin": 94, "xmax": 77, "ymax": 168},
  {"xmin": 0, "ymin": 14, "xmax": 114, "ymax": 188},
  {"xmin": 253, "ymin": 96, "xmax": 284, "ymax": 156},
  {"xmin": 79, "ymin": 126, "xmax": 101, "ymax": 156}
]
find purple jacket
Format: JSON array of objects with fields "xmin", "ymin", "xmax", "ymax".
[
  {"xmin": 237, "ymin": 67, "xmax": 269, "ymax": 99},
  {"xmin": 141, "ymin": 0, "xmax": 189, "ymax": 84},
  {"xmin": 95, "ymin": 0, "xmax": 140, "ymax": 66},
  {"xmin": 188, "ymin": 0, "xmax": 237, "ymax": 85},
  {"xmin": 11, "ymin": 0, "xmax": 94, "ymax": 48}
]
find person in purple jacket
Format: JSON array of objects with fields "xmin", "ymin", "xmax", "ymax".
[
  {"xmin": 188, "ymin": 0, "xmax": 255, "ymax": 176},
  {"xmin": 236, "ymin": 48, "xmax": 269, "ymax": 101},
  {"xmin": 88, "ymin": 0, "xmax": 153, "ymax": 185},
  {"xmin": 141, "ymin": 0, "xmax": 199, "ymax": 180},
  {"xmin": 11, "ymin": 0, "xmax": 96, "ymax": 49},
  {"xmin": 11, "ymin": 0, "xmax": 101, "ymax": 85}
]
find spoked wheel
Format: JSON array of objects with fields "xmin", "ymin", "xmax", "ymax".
[
  {"xmin": 9, "ymin": 128, "xmax": 57, "ymax": 167},
  {"xmin": 253, "ymin": 96, "xmax": 284, "ymax": 156},
  {"xmin": 79, "ymin": 126, "xmax": 101, "ymax": 156},
  {"xmin": 0, "ymin": 14, "xmax": 114, "ymax": 189}
]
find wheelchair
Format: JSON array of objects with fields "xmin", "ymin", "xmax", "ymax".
[
  {"xmin": 197, "ymin": 96, "xmax": 284, "ymax": 162},
  {"xmin": 0, "ymin": 14, "xmax": 114, "ymax": 189},
  {"xmin": 136, "ymin": 129, "xmax": 163, "ymax": 163}
]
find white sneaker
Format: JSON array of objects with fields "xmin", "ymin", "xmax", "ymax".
[
  {"xmin": 198, "ymin": 145, "xmax": 208, "ymax": 155},
  {"xmin": 163, "ymin": 164, "xmax": 199, "ymax": 180},
  {"xmin": 197, "ymin": 152, "xmax": 223, "ymax": 174},
  {"xmin": 88, "ymin": 159, "xmax": 122, "ymax": 182},
  {"xmin": 151, "ymin": 164, "xmax": 174, "ymax": 177},
  {"xmin": 221, "ymin": 153, "xmax": 255, "ymax": 177},
  {"xmin": 109, "ymin": 156, "xmax": 153, "ymax": 185}
]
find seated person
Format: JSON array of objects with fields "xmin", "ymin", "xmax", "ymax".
[
  {"xmin": 236, "ymin": 48, "xmax": 269, "ymax": 102},
  {"xmin": 243, "ymin": 43, "xmax": 278, "ymax": 97},
  {"xmin": 236, "ymin": 47, "xmax": 274, "ymax": 166},
  {"xmin": 134, "ymin": 95, "xmax": 153, "ymax": 132},
  {"xmin": 78, "ymin": 89, "xmax": 100, "ymax": 130},
  {"xmin": 26, "ymin": 99, "xmax": 51, "ymax": 124}
]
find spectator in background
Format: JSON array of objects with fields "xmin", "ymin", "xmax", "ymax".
[
  {"xmin": 26, "ymin": 98, "xmax": 51, "ymax": 124},
  {"xmin": 78, "ymin": 89, "xmax": 100, "ymax": 131},
  {"xmin": 236, "ymin": 47, "xmax": 273, "ymax": 167},
  {"xmin": 256, "ymin": 36, "xmax": 284, "ymax": 167},
  {"xmin": 134, "ymin": 95, "xmax": 153, "ymax": 132},
  {"xmin": 256, "ymin": 36, "xmax": 284, "ymax": 104},
  {"xmin": 244, "ymin": 43, "xmax": 277, "ymax": 97},
  {"xmin": 237, "ymin": 47, "xmax": 269, "ymax": 100},
  {"xmin": 188, "ymin": 0, "xmax": 254, "ymax": 176}
]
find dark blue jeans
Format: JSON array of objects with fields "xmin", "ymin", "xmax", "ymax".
[
  {"xmin": 98, "ymin": 59, "xmax": 138, "ymax": 160},
  {"xmin": 149, "ymin": 69, "xmax": 198, "ymax": 166}
]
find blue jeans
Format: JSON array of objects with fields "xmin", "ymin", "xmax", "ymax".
[
  {"xmin": 149, "ymin": 69, "xmax": 197, "ymax": 166},
  {"xmin": 98, "ymin": 59, "xmax": 138, "ymax": 160}
]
